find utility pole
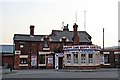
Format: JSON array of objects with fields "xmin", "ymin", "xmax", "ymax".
[
  {"xmin": 84, "ymin": 11, "xmax": 86, "ymax": 31},
  {"xmin": 75, "ymin": 11, "xmax": 77, "ymax": 24},
  {"xmin": 103, "ymin": 28, "xmax": 104, "ymax": 51}
]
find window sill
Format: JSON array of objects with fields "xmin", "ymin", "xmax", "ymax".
[
  {"xmin": 19, "ymin": 64, "xmax": 28, "ymax": 66},
  {"xmin": 43, "ymin": 48, "xmax": 50, "ymax": 50}
]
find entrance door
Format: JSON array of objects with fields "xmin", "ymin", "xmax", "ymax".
[{"xmin": 58, "ymin": 57, "xmax": 63, "ymax": 69}]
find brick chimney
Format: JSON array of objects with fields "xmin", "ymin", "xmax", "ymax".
[
  {"xmin": 73, "ymin": 23, "xmax": 79, "ymax": 45},
  {"xmin": 63, "ymin": 24, "xmax": 69, "ymax": 31},
  {"xmin": 30, "ymin": 25, "xmax": 35, "ymax": 36}
]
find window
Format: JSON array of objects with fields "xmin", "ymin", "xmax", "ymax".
[
  {"xmin": 81, "ymin": 54, "xmax": 86, "ymax": 64},
  {"xmin": 44, "ymin": 41, "xmax": 48, "ymax": 48},
  {"xmin": 43, "ymin": 37, "xmax": 49, "ymax": 48},
  {"xmin": 104, "ymin": 54, "xmax": 109, "ymax": 63},
  {"xmin": 73, "ymin": 54, "xmax": 78, "ymax": 64},
  {"xmin": 40, "ymin": 54, "xmax": 46, "ymax": 64},
  {"xmin": 66, "ymin": 54, "xmax": 71, "ymax": 64},
  {"xmin": 88, "ymin": 54, "xmax": 93, "ymax": 63},
  {"xmin": 20, "ymin": 44, "xmax": 24, "ymax": 48},
  {"xmin": 20, "ymin": 58, "xmax": 27, "ymax": 64},
  {"xmin": 115, "ymin": 55, "xmax": 119, "ymax": 63}
]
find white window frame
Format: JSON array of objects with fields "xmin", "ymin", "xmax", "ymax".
[
  {"xmin": 88, "ymin": 54, "xmax": 93, "ymax": 63},
  {"xmin": 81, "ymin": 54, "xmax": 86, "ymax": 64},
  {"xmin": 66, "ymin": 54, "xmax": 71, "ymax": 64},
  {"xmin": 73, "ymin": 53, "xmax": 78, "ymax": 64}
]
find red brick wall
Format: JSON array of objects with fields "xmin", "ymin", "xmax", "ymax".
[
  {"xmin": 3, "ymin": 56, "xmax": 13, "ymax": 67},
  {"xmin": 109, "ymin": 52, "xmax": 115, "ymax": 67},
  {"xmin": 14, "ymin": 54, "xmax": 20, "ymax": 69}
]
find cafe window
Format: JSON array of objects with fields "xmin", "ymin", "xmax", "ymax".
[
  {"xmin": 20, "ymin": 58, "xmax": 27, "ymax": 64},
  {"xmin": 73, "ymin": 54, "xmax": 78, "ymax": 64},
  {"xmin": 66, "ymin": 54, "xmax": 71, "ymax": 64},
  {"xmin": 40, "ymin": 54, "xmax": 46, "ymax": 64},
  {"xmin": 88, "ymin": 54, "xmax": 93, "ymax": 63},
  {"xmin": 81, "ymin": 54, "xmax": 86, "ymax": 64}
]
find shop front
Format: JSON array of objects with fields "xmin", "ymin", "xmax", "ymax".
[{"xmin": 63, "ymin": 45, "xmax": 101, "ymax": 69}]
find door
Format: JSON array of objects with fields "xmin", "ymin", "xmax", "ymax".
[{"xmin": 58, "ymin": 57, "xmax": 63, "ymax": 69}]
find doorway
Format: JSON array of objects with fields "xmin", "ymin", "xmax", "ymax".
[{"xmin": 58, "ymin": 57, "xmax": 63, "ymax": 69}]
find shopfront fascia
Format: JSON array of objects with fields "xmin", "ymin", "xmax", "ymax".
[{"xmin": 63, "ymin": 45, "xmax": 101, "ymax": 67}]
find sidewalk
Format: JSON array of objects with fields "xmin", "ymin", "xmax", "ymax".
[
  {"xmin": 1, "ymin": 68, "xmax": 119, "ymax": 74},
  {"xmin": 1, "ymin": 66, "xmax": 17, "ymax": 75},
  {"xmin": 53, "ymin": 68, "xmax": 119, "ymax": 72}
]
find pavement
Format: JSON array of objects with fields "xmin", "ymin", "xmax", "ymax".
[
  {"xmin": 0, "ymin": 66, "xmax": 17, "ymax": 75},
  {"xmin": 1, "ymin": 68, "xmax": 119, "ymax": 74},
  {"xmin": 54, "ymin": 68, "xmax": 119, "ymax": 72}
]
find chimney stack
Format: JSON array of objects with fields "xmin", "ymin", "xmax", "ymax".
[
  {"xmin": 63, "ymin": 24, "xmax": 69, "ymax": 31},
  {"xmin": 73, "ymin": 23, "xmax": 79, "ymax": 45},
  {"xmin": 30, "ymin": 25, "xmax": 35, "ymax": 36}
]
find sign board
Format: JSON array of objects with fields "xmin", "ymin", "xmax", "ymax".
[
  {"xmin": 63, "ymin": 45, "xmax": 101, "ymax": 51},
  {"xmin": 55, "ymin": 53, "xmax": 63, "ymax": 69},
  {"xmin": 99, "ymin": 54, "xmax": 104, "ymax": 64},
  {"xmin": 55, "ymin": 54, "xmax": 59, "ymax": 69},
  {"xmin": 31, "ymin": 55, "xmax": 37, "ymax": 66},
  {"xmin": 48, "ymin": 55, "xmax": 53, "ymax": 66}
]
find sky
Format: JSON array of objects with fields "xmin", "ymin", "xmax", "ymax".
[{"xmin": 0, "ymin": 0, "xmax": 119, "ymax": 48}]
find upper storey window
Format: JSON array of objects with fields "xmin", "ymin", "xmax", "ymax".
[
  {"xmin": 19, "ymin": 42, "xmax": 25, "ymax": 48},
  {"xmin": 43, "ymin": 36, "xmax": 49, "ymax": 48}
]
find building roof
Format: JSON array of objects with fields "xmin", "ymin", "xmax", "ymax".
[
  {"xmin": 13, "ymin": 34, "xmax": 45, "ymax": 41},
  {"xmin": 0, "ymin": 45, "xmax": 14, "ymax": 53},
  {"xmin": 104, "ymin": 46, "xmax": 120, "ymax": 51},
  {"xmin": 14, "ymin": 30, "xmax": 92, "ymax": 43},
  {"xmin": 49, "ymin": 30, "xmax": 91, "ymax": 42}
]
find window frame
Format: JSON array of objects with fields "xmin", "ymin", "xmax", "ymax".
[
  {"xmin": 81, "ymin": 54, "xmax": 86, "ymax": 64},
  {"xmin": 88, "ymin": 54, "xmax": 93, "ymax": 63},
  {"xmin": 20, "ymin": 58, "xmax": 27, "ymax": 64},
  {"xmin": 104, "ymin": 54, "xmax": 109, "ymax": 63},
  {"xmin": 66, "ymin": 54, "xmax": 71, "ymax": 64},
  {"xmin": 40, "ymin": 54, "xmax": 46, "ymax": 64},
  {"xmin": 73, "ymin": 53, "xmax": 78, "ymax": 64}
]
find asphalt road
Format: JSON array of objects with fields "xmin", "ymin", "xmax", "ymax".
[{"xmin": 2, "ymin": 69, "xmax": 119, "ymax": 79}]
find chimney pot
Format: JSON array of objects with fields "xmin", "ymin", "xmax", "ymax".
[
  {"xmin": 30, "ymin": 25, "xmax": 35, "ymax": 36},
  {"xmin": 63, "ymin": 24, "xmax": 69, "ymax": 31}
]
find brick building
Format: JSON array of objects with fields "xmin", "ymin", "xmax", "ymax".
[
  {"xmin": 13, "ymin": 23, "xmax": 94, "ymax": 69},
  {"xmin": 0, "ymin": 45, "xmax": 14, "ymax": 67},
  {"xmin": 101, "ymin": 46, "xmax": 120, "ymax": 68}
]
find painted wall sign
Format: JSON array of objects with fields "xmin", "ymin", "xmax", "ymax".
[
  {"xmin": 99, "ymin": 54, "xmax": 104, "ymax": 64},
  {"xmin": 55, "ymin": 54, "xmax": 58, "ymax": 69},
  {"xmin": 48, "ymin": 56, "xmax": 53, "ymax": 66},
  {"xmin": 55, "ymin": 53, "xmax": 64, "ymax": 69},
  {"xmin": 31, "ymin": 55, "xmax": 37, "ymax": 66},
  {"xmin": 63, "ymin": 45, "xmax": 101, "ymax": 51}
]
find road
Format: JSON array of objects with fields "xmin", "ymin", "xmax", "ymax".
[{"xmin": 2, "ymin": 69, "xmax": 119, "ymax": 79}]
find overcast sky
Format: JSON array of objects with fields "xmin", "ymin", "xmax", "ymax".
[{"xmin": 0, "ymin": 0, "xmax": 119, "ymax": 47}]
